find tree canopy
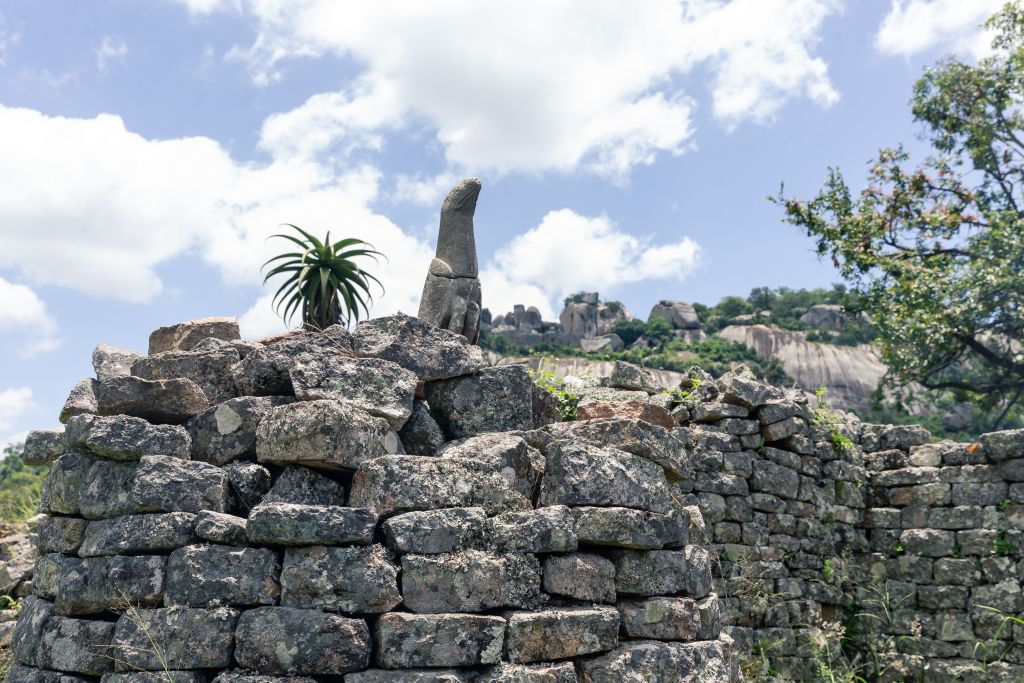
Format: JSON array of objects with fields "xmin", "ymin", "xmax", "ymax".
[{"xmin": 775, "ymin": 3, "xmax": 1024, "ymax": 430}]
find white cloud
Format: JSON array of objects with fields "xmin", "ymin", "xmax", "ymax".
[
  {"xmin": 0, "ymin": 278, "xmax": 60, "ymax": 356},
  {"xmin": 0, "ymin": 388, "xmax": 34, "ymax": 433},
  {"xmin": 182, "ymin": 0, "xmax": 841, "ymax": 178},
  {"xmin": 392, "ymin": 171, "xmax": 459, "ymax": 206},
  {"xmin": 0, "ymin": 104, "xmax": 432, "ymax": 327},
  {"xmin": 0, "ymin": 13, "xmax": 18, "ymax": 67},
  {"xmin": 481, "ymin": 209, "xmax": 701, "ymax": 319},
  {"xmin": 876, "ymin": 0, "xmax": 1002, "ymax": 59},
  {"xmin": 96, "ymin": 36, "xmax": 128, "ymax": 71}
]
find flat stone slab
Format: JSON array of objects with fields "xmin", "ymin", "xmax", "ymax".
[
  {"xmin": 489, "ymin": 506, "xmax": 578, "ymax": 553},
  {"xmin": 375, "ymin": 612, "xmax": 505, "ymax": 668},
  {"xmin": 256, "ymin": 400, "xmax": 390, "ymax": 471},
  {"xmin": 246, "ymin": 503, "xmax": 376, "ymax": 546},
  {"xmin": 234, "ymin": 606, "xmax": 370, "ymax": 675},
  {"xmin": 148, "ymin": 317, "xmax": 240, "ymax": 354},
  {"xmin": 22, "ymin": 429, "xmax": 65, "ymax": 466},
  {"xmin": 349, "ymin": 456, "xmax": 531, "ymax": 517},
  {"xmin": 543, "ymin": 417, "xmax": 691, "ymax": 482},
  {"xmin": 616, "ymin": 597, "xmax": 703, "ymax": 640},
  {"xmin": 95, "ymin": 376, "xmax": 208, "ymax": 424},
  {"xmin": 56, "ymin": 555, "xmax": 166, "ymax": 615},
  {"xmin": 79, "ymin": 512, "xmax": 197, "ymax": 557},
  {"xmin": 571, "ymin": 507, "xmax": 686, "ymax": 550},
  {"xmin": 63, "ymin": 415, "xmax": 190, "ymax": 461},
  {"xmin": 280, "ymin": 545, "xmax": 400, "ymax": 614},
  {"xmin": 113, "ymin": 607, "xmax": 239, "ymax": 671},
  {"xmin": 131, "ymin": 455, "xmax": 229, "ymax": 514},
  {"xmin": 346, "ymin": 672, "xmax": 471, "ymax": 683},
  {"xmin": 425, "ymin": 366, "xmax": 534, "ymax": 439},
  {"xmin": 36, "ymin": 517, "xmax": 87, "ymax": 555},
  {"xmin": 542, "ymin": 553, "xmax": 616, "ymax": 604},
  {"xmin": 578, "ymin": 639, "xmax": 729, "ymax": 682},
  {"xmin": 401, "ymin": 551, "xmax": 541, "ymax": 614},
  {"xmin": 231, "ymin": 328, "xmax": 354, "ymax": 396},
  {"xmin": 538, "ymin": 442, "xmax": 674, "ymax": 514},
  {"xmin": 194, "ymin": 511, "xmax": 249, "ymax": 546},
  {"xmin": 352, "ymin": 313, "xmax": 486, "ymax": 382},
  {"xmin": 290, "ymin": 355, "xmax": 417, "ymax": 430},
  {"xmin": 36, "ymin": 614, "xmax": 116, "ymax": 676},
  {"xmin": 165, "ymin": 544, "xmax": 280, "ymax": 607},
  {"xmin": 504, "ymin": 607, "xmax": 619, "ymax": 664},
  {"xmin": 40, "ymin": 451, "xmax": 137, "ymax": 519},
  {"xmin": 8, "ymin": 664, "xmax": 92, "ymax": 683},
  {"xmin": 59, "ymin": 379, "xmax": 98, "ymax": 425},
  {"xmin": 382, "ymin": 508, "xmax": 489, "ymax": 555},
  {"xmin": 438, "ymin": 433, "xmax": 544, "ymax": 500},
  {"xmin": 132, "ymin": 346, "xmax": 241, "ymax": 404},
  {"xmin": 186, "ymin": 397, "xmax": 294, "ymax": 465},
  {"xmin": 607, "ymin": 549, "xmax": 688, "ymax": 597}
]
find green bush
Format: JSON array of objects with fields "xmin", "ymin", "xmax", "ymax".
[{"xmin": 0, "ymin": 443, "xmax": 47, "ymax": 525}]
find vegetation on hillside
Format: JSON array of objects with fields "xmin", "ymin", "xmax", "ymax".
[
  {"xmin": 0, "ymin": 443, "xmax": 47, "ymax": 525},
  {"xmin": 776, "ymin": 2, "xmax": 1024, "ymax": 432}
]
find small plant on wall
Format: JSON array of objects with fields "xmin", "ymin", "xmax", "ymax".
[{"xmin": 263, "ymin": 224, "xmax": 385, "ymax": 330}]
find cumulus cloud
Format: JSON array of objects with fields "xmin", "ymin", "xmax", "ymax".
[
  {"xmin": 0, "ymin": 278, "xmax": 60, "ymax": 356},
  {"xmin": 0, "ymin": 104, "xmax": 433, "ymax": 329},
  {"xmin": 180, "ymin": 0, "xmax": 840, "ymax": 179},
  {"xmin": 96, "ymin": 36, "xmax": 128, "ymax": 71},
  {"xmin": 0, "ymin": 387, "xmax": 34, "ymax": 433},
  {"xmin": 876, "ymin": 0, "xmax": 1003, "ymax": 59},
  {"xmin": 482, "ymin": 209, "xmax": 701, "ymax": 319}
]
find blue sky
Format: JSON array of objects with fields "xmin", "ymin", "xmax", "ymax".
[{"xmin": 0, "ymin": 0, "xmax": 1002, "ymax": 444}]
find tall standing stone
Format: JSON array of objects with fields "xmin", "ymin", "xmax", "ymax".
[{"xmin": 418, "ymin": 178, "xmax": 483, "ymax": 344}]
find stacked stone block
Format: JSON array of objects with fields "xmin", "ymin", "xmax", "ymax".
[{"xmin": 12, "ymin": 314, "xmax": 736, "ymax": 683}]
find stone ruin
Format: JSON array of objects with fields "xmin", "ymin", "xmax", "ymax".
[{"xmin": 9, "ymin": 314, "xmax": 738, "ymax": 683}]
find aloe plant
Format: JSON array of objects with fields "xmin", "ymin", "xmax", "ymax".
[{"xmin": 262, "ymin": 224, "xmax": 384, "ymax": 330}]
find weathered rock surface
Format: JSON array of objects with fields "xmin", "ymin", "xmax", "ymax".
[
  {"xmin": 608, "ymin": 549, "xmax": 689, "ymax": 597},
  {"xmin": 578, "ymin": 640, "xmax": 729, "ymax": 682},
  {"xmin": 148, "ymin": 317, "xmax": 240, "ymax": 354},
  {"xmin": 648, "ymin": 301, "xmax": 701, "ymax": 330},
  {"xmin": 223, "ymin": 461, "xmax": 272, "ymax": 515},
  {"xmin": 280, "ymin": 545, "xmax": 401, "ymax": 613},
  {"xmin": 504, "ymin": 607, "xmax": 619, "ymax": 663},
  {"xmin": 63, "ymin": 415, "xmax": 190, "ymax": 461},
  {"xmin": 261, "ymin": 465, "xmax": 346, "ymax": 507},
  {"xmin": 113, "ymin": 606, "xmax": 240, "ymax": 670},
  {"xmin": 186, "ymin": 396, "xmax": 293, "ymax": 464},
  {"xmin": 55, "ymin": 555, "xmax": 166, "ymax": 615},
  {"xmin": 165, "ymin": 544, "xmax": 280, "ymax": 607},
  {"xmin": 438, "ymin": 433, "xmax": 544, "ymax": 499},
  {"xmin": 79, "ymin": 513, "xmax": 197, "ymax": 557},
  {"xmin": 22, "ymin": 429, "xmax": 65, "ymax": 466},
  {"xmin": 476, "ymin": 662, "xmax": 578, "ymax": 682},
  {"xmin": 425, "ymin": 366, "xmax": 534, "ymax": 439},
  {"xmin": 382, "ymin": 508, "xmax": 489, "ymax": 555},
  {"xmin": 234, "ymin": 607, "xmax": 370, "ymax": 675},
  {"xmin": 401, "ymin": 551, "xmax": 541, "ymax": 613},
  {"xmin": 571, "ymin": 507, "xmax": 685, "ymax": 549},
  {"xmin": 96, "ymin": 376, "xmax": 208, "ymax": 424},
  {"xmin": 398, "ymin": 399, "xmax": 446, "ymax": 456},
  {"xmin": 231, "ymin": 327, "xmax": 354, "ymax": 396},
  {"xmin": 542, "ymin": 553, "xmax": 616, "ymax": 604},
  {"xmin": 92, "ymin": 344, "xmax": 142, "ymax": 382},
  {"xmin": 543, "ymin": 418, "xmax": 691, "ymax": 482},
  {"xmin": 375, "ymin": 612, "xmax": 505, "ymax": 668},
  {"xmin": 489, "ymin": 506, "xmax": 577, "ymax": 553},
  {"xmin": 576, "ymin": 400, "xmax": 675, "ymax": 430},
  {"xmin": 132, "ymin": 454, "xmax": 229, "ymax": 513},
  {"xmin": 256, "ymin": 400, "xmax": 389, "ymax": 471},
  {"xmin": 132, "ymin": 346, "xmax": 241, "ymax": 404},
  {"xmin": 194, "ymin": 511, "xmax": 249, "ymax": 546},
  {"xmin": 36, "ymin": 517, "xmax": 87, "ymax": 555},
  {"xmin": 60, "ymin": 379, "xmax": 98, "ymax": 424},
  {"xmin": 290, "ymin": 355, "xmax": 417, "ymax": 429},
  {"xmin": 538, "ymin": 442, "xmax": 673, "ymax": 514},
  {"xmin": 247, "ymin": 503, "xmax": 376, "ymax": 546},
  {"xmin": 354, "ymin": 313, "xmax": 486, "ymax": 381},
  {"xmin": 349, "ymin": 456, "xmax": 531, "ymax": 517}
]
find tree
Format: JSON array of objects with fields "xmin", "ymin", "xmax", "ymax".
[
  {"xmin": 774, "ymin": 3, "xmax": 1024, "ymax": 428},
  {"xmin": 263, "ymin": 225, "xmax": 384, "ymax": 330}
]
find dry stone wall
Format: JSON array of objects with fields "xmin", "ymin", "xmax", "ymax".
[{"xmin": 11, "ymin": 314, "xmax": 737, "ymax": 683}]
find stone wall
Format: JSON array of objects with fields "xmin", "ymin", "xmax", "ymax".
[
  {"xmin": 9, "ymin": 315, "xmax": 737, "ymax": 683},
  {"xmin": 584, "ymin": 361, "xmax": 1024, "ymax": 681}
]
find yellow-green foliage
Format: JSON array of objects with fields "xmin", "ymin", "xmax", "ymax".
[{"xmin": 0, "ymin": 443, "xmax": 47, "ymax": 525}]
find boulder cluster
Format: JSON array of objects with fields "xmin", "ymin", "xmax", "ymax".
[{"xmin": 11, "ymin": 314, "xmax": 737, "ymax": 683}]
